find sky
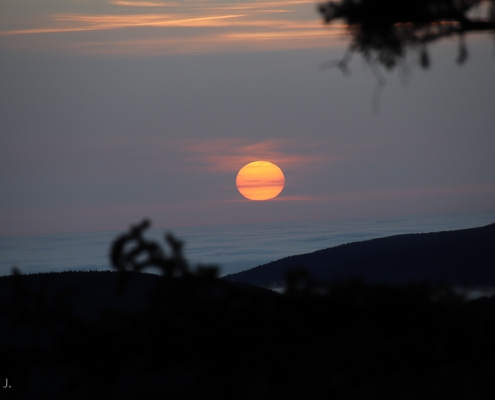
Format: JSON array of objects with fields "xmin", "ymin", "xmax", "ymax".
[{"xmin": 1, "ymin": 0, "xmax": 495, "ymax": 236}]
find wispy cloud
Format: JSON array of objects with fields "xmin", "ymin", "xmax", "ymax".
[
  {"xmin": 181, "ymin": 139, "xmax": 330, "ymax": 172},
  {"xmin": 110, "ymin": 1, "xmax": 316, "ymax": 9},
  {"xmin": 110, "ymin": 1, "xmax": 181, "ymax": 7},
  {"xmin": 217, "ymin": 194, "xmax": 319, "ymax": 203},
  {"xmin": 223, "ymin": 29, "xmax": 332, "ymax": 40},
  {"xmin": 1, "ymin": 16, "xmax": 337, "ymax": 36},
  {"xmin": 0, "ymin": 0, "xmax": 345, "ymax": 54},
  {"xmin": 1, "ymin": 14, "xmax": 247, "ymax": 35}
]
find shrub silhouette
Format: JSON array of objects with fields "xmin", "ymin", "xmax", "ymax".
[{"xmin": 1, "ymin": 220, "xmax": 495, "ymax": 399}]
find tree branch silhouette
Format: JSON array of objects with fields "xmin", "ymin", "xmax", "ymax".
[{"xmin": 318, "ymin": 0, "xmax": 495, "ymax": 70}]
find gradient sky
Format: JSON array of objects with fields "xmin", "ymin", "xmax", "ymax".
[{"xmin": 1, "ymin": 0, "xmax": 494, "ymax": 235}]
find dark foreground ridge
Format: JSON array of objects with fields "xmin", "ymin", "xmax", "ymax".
[
  {"xmin": 223, "ymin": 223, "xmax": 495, "ymax": 288},
  {"xmin": 1, "ymin": 220, "xmax": 495, "ymax": 399}
]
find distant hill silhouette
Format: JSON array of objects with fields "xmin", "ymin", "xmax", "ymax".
[{"xmin": 224, "ymin": 223, "xmax": 495, "ymax": 288}]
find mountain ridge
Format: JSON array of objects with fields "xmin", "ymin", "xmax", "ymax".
[{"xmin": 223, "ymin": 222, "xmax": 495, "ymax": 288}]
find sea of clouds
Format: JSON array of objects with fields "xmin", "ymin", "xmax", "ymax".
[{"xmin": 1, "ymin": 210, "xmax": 495, "ymax": 279}]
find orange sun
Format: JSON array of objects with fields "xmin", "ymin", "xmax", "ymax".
[{"xmin": 236, "ymin": 161, "xmax": 285, "ymax": 200}]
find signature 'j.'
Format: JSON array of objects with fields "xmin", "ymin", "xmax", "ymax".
[{"xmin": 3, "ymin": 379, "xmax": 10, "ymax": 388}]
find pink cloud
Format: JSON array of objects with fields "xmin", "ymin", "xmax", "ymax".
[
  {"xmin": 180, "ymin": 138, "xmax": 331, "ymax": 172},
  {"xmin": 0, "ymin": 0, "xmax": 345, "ymax": 55}
]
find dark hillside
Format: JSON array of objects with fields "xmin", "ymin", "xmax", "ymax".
[
  {"xmin": 0, "ymin": 217, "xmax": 495, "ymax": 400},
  {"xmin": 0, "ymin": 270, "xmax": 275, "ymax": 325},
  {"xmin": 223, "ymin": 223, "xmax": 495, "ymax": 287},
  {"xmin": 1, "ymin": 221, "xmax": 495, "ymax": 399},
  {"xmin": 1, "ymin": 270, "xmax": 495, "ymax": 399},
  {"xmin": 0, "ymin": 271, "xmax": 158, "ymax": 324}
]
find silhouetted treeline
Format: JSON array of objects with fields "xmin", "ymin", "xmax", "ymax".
[{"xmin": 1, "ymin": 220, "xmax": 495, "ymax": 399}]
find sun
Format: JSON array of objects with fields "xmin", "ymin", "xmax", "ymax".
[{"xmin": 236, "ymin": 161, "xmax": 285, "ymax": 201}]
